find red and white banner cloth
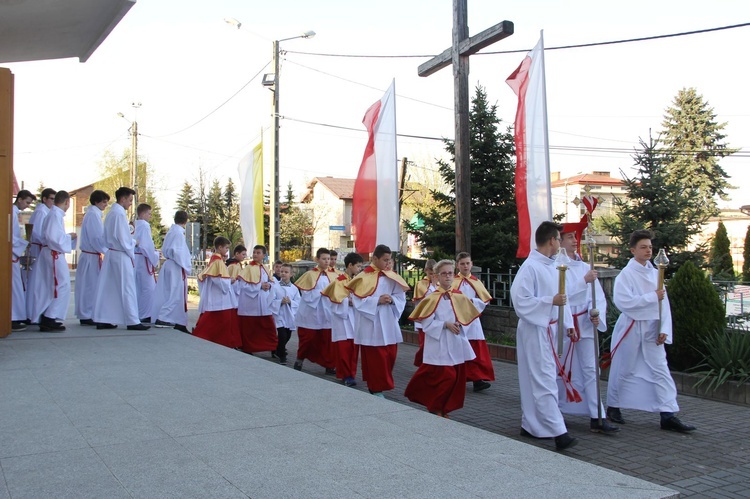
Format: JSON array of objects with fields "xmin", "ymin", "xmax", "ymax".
[
  {"xmin": 352, "ymin": 80, "xmax": 399, "ymax": 254},
  {"xmin": 506, "ymin": 34, "xmax": 552, "ymax": 258}
]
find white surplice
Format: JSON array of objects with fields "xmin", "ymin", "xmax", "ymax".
[
  {"xmin": 330, "ymin": 296, "xmax": 355, "ymax": 342},
  {"xmin": 352, "ymin": 276, "xmax": 406, "ymax": 347},
  {"xmin": 12, "ymin": 205, "xmax": 29, "ymax": 321},
  {"xmin": 454, "ymin": 277, "xmax": 488, "ymax": 340},
  {"xmin": 510, "ymin": 250, "xmax": 573, "ymax": 438},
  {"xmin": 29, "ymin": 205, "xmax": 72, "ymax": 322},
  {"xmin": 93, "ymin": 202, "xmax": 139, "ymax": 326},
  {"xmin": 419, "ymin": 298, "xmax": 476, "ymax": 366},
  {"xmin": 198, "ymin": 272, "xmax": 236, "ymax": 313},
  {"xmin": 151, "ymin": 224, "xmax": 192, "ymax": 325},
  {"xmin": 271, "ymin": 281, "xmax": 300, "ymax": 330},
  {"xmin": 134, "ymin": 219, "xmax": 160, "ymax": 320},
  {"xmin": 413, "ymin": 283, "xmax": 436, "ymax": 332},
  {"xmin": 606, "ymin": 258, "xmax": 678, "ymax": 413},
  {"xmin": 25, "ymin": 203, "xmax": 49, "ymax": 320},
  {"xmin": 75, "ymin": 205, "xmax": 107, "ymax": 320},
  {"xmin": 294, "ymin": 273, "xmax": 332, "ymax": 329},
  {"xmin": 558, "ymin": 255, "xmax": 608, "ymax": 418},
  {"xmin": 236, "ymin": 264, "xmax": 276, "ymax": 317}
]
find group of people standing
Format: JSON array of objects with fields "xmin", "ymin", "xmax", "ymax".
[
  {"xmin": 10, "ymin": 187, "xmax": 697, "ymax": 452},
  {"xmin": 510, "ymin": 221, "xmax": 696, "ymax": 450},
  {"xmin": 12, "ymin": 186, "xmax": 193, "ymax": 333}
]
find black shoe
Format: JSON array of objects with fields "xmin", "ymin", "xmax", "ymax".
[
  {"xmin": 278, "ymin": 356, "xmax": 287, "ymax": 365},
  {"xmin": 96, "ymin": 323, "xmax": 117, "ymax": 330},
  {"xmin": 154, "ymin": 319, "xmax": 174, "ymax": 328},
  {"xmin": 325, "ymin": 368, "xmax": 337, "ymax": 375},
  {"xmin": 590, "ymin": 418, "xmax": 621, "ymax": 434},
  {"xmin": 11, "ymin": 321, "xmax": 27, "ymax": 331},
  {"xmin": 79, "ymin": 319, "xmax": 96, "ymax": 326},
  {"xmin": 127, "ymin": 323, "xmax": 151, "ymax": 331},
  {"xmin": 271, "ymin": 351, "xmax": 277, "ymax": 358},
  {"xmin": 520, "ymin": 427, "xmax": 535, "ymax": 438},
  {"xmin": 343, "ymin": 377, "xmax": 357, "ymax": 387},
  {"xmin": 39, "ymin": 323, "xmax": 65, "ymax": 332},
  {"xmin": 473, "ymin": 380, "xmax": 491, "ymax": 392},
  {"xmin": 173, "ymin": 324, "xmax": 189, "ymax": 333},
  {"xmin": 293, "ymin": 360, "xmax": 303, "ymax": 371},
  {"xmin": 661, "ymin": 416, "xmax": 696, "ymax": 433},
  {"xmin": 140, "ymin": 317, "xmax": 151, "ymax": 324},
  {"xmin": 606, "ymin": 407, "xmax": 626, "ymax": 424},
  {"xmin": 554, "ymin": 432, "xmax": 578, "ymax": 450}
]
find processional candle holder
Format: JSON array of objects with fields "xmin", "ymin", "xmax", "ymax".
[{"xmin": 554, "ymin": 247, "xmax": 571, "ymax": 358}]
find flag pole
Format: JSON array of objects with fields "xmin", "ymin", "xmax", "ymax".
[{"xmin": 538, "ymin": 29, "xmax": 552, "ymax": 220}]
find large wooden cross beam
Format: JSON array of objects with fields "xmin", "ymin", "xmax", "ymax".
[{"xmin": 418, "ymin": 0, "xmax": 513, "ymax": 255}]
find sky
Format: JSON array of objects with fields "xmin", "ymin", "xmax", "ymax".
[{"xmin": 6, "ymin": 0, "xmax": 750, "ymax": 218}]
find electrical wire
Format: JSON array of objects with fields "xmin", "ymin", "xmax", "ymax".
[
  {"xmin": 285, "ymin": 22, "xmax": 750, "ymax": 58},
  {"xmin": 283, "ymin": 115, "xmax": 749, "ymax": 156},
  {"xmin": 150, "ymin": 60, "xmax": 271, "ymax": 138}
]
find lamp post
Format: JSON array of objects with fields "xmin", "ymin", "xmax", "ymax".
[
  {"xmin": 226, "ymin": 20, "xmax": 315, "ymax": 261},
  {"xmin": 267, "ymin": 31, "xmax": 315, "ymax": 263},
  {"xmin": 117, "ymin": 101, "xmax": 142, "ymax": 218}
]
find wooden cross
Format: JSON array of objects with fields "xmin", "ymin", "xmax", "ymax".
[{"xmin": 418, "ymin": 0, "xmax": 513, "ymax": 255}]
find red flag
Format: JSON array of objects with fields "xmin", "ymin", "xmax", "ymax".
[
  {"xmin": 352, "ymin": 80, "xmax": 398, "ymax": 254},
  {"xmin": 506, "ymin": 34, "xmax": 552, "ymax": 257}
]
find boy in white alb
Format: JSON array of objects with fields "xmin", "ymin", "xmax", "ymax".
[
  {"xmin": 412, "ymin": 259, "xmax": 436, "ymax": 367},
  {"xmin": 406, "ymin": 259, "xmax": 478, "ymax": 417},
  {"xmin": 151, "ymin": 210, "xmax": 193, "ymax": 332},
  {"xmin": 11, "ymin": 190, "xmax": 35, "ymax": 331},
  {"xmin": 192, "ymin": 237, "xmax": 241, "ymax": 348},
  {"xmin": 271, "ymin": 263, "xmax": 300, "ymax": 364},
  {"xmin": 25, "ymin": 187, "xmax": 55, "ymax": 322},
  {"xmin": 347, "ymin": 244, "xmax": 410, "ymax": 397},
  {"xmin": 293, "ymin": 248, "xmax": 339, "ymax": 373},
  {"xmin": 321, "ymin": 252, "xmax": 364, "ymax": 386},
  {"xmin": 510, "ymin": 221, "xmax": 578, "ymax": 451},
  {"xmin": 606, "ymin": 229, "xmax": 696, "ymax": 433},
  {"xmin": 75, "ymin": 190, "xmax": 109, "ymax": 326},
  {"xmin": 134, "ymin": 203, "xmax": 160, "ymax": 323},
  {"xmin": 93, "ymin": 187, "xmax": 150, "ymax": 331},
  {"xmin": 235, "ymin": 245, "xmax": 279, "ymax": 354},
  {"xmin": 28, "ymin": 190, "xmax": 77, "ymax": 332},
  {"xmin": 452, "ymin": 252, "xmax": 495, "ymax": 392}
]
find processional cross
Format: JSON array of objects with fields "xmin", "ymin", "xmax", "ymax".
[{"xmin": 418, "ymin": 0, "xmax": 513, "ymax": 254}]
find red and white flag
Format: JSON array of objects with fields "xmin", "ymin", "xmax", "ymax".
[
  {"xmin": 352, "ymin": 80, "xmax": 399, "ymax": 254},
  {"xmin": 506, "ymin": 34, "xmax": 552, "ymax": 258}
]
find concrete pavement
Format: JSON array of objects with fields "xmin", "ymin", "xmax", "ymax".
[{"xmin": 0, "ymin": 306, "xmax": 677, "ymax": 498}]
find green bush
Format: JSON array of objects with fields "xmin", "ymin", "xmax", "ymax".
[
  {"xmin": 690, "ymin": 327, "xmax": 750, "ymax": 391},
  {"xmin": 666, "ymin": 260, "xmax": 726, "ymax": 370}
]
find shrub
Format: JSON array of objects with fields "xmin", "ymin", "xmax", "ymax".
[
  {"xmin": 690, "ymin": 327, "xmax": 750, "ymax": 391},
  {"xmin": 666, "ymin": 260, "xmax": 726, "ymax": 370}
]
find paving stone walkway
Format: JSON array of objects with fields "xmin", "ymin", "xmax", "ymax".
[{"xmin": 284, "ymin": 329, "xmax": 750, "ymax": 498}]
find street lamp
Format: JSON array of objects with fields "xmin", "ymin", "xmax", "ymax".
[
  {"xmin": 117, "ymin": 101, "xmax": 142, "ymax": 218},
  {"xmin": 226, "ymin": 20, "xmax": 314, "ymax": 261},
  {"xmin": 266, "ymin": 30, "xmax": 315, "ymax": 263}
]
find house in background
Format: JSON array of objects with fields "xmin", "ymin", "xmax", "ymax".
[
  {"xmin": 551, "ymin": 171, "xmax": 628, "ymax": 261},
  {"xmin": 301, "ymin": 177, "xmax": 355, "ymax": 256},
  {"xmin": 692, "ymin": 209, "xmax": 750, "ymax": 276}
]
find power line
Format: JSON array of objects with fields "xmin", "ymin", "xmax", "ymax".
[
  {"xmin": 151, "ymin": 60, "xmax": 271, "ymax": 138},
  {"xmin": 284, "ymin": 115, "xmax": 750, "ymax": 156},
  {"xmin": 285, "ymin": 21, "xmax": 750, "ymax": 59}
]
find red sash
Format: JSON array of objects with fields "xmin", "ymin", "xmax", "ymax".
[
  {"xmin": 81, "ymin": 249, "xmax": 103, "ymax": 269},
  {"xmin": 547, "ymin": 319, "xmax": 582, "ymax": 403}
]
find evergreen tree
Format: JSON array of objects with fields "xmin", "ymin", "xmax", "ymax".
[
  {"xmin": 667, "ymin": 260, "xmax": 726, "ymax": 371},
  {"xmin": 176, "ymin": 181, "xmax": 196, "ymax": 216},
  {"xmin": 603, "ymin": 135, "xmax": 705, "ymax": 275},
  {"xmin": 408, "ymin": 85, "xmax": 517, "ymax": 270},
  {"xmin": 205, "ymin": 179, "xmax": 224, "ymax": 246},
  {"xmin": 217, "ymin": 178, "xmax": 242, "ymax": 246},
  {"xmin": 710, "ymin": 221, "xmax": 734, "ymax": 281},
  {"xmin": 660, "ymin": 87, "xmax": 736, "ymax": 220},
  {"xmin": 743, "ymin": 225, "xmax": 750, "ymax": 282},
  {"xmin": 147, "ymin": 198, "xmax": 166, "ymax": 247}
]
